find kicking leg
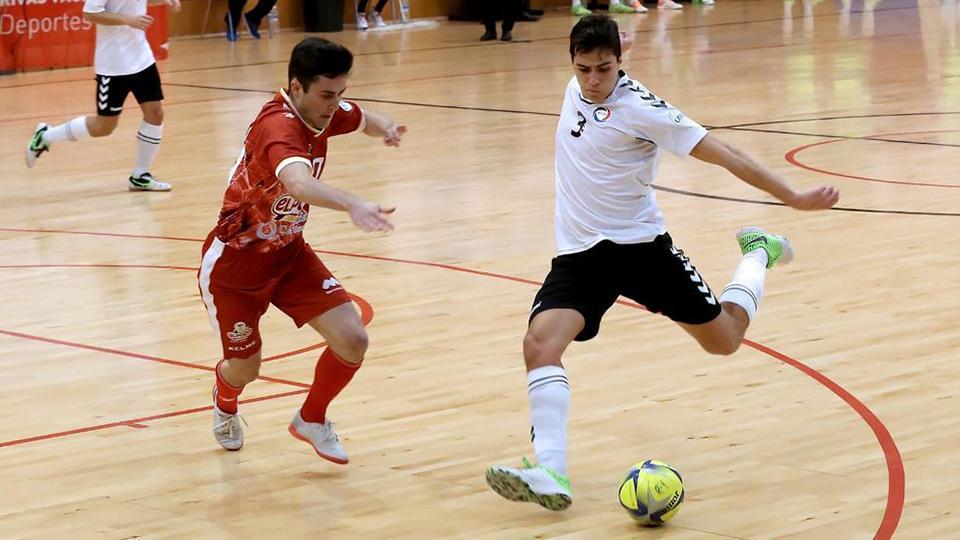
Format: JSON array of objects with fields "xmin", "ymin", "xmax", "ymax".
[
  {"xmin": 486, "ymin": 308, "xmax": 583, "ymax": 511},
  {"xmin": 680, "ymin": 227, "xmax": 794, "ymax": 355}
]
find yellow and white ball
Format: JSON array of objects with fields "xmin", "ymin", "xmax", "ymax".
[{"xmin": 618, "ymin": 460, "xmax": 684, "ymax": 525}]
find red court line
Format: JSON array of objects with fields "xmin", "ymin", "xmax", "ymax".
[
  {"xmin": 0, "ymin": 227, "xmax": 203, "ymax": 243},
  {"xmin": 0, "ymin": 262, "xmax": 376, "ymax": 365},
  {"xmin": 261, "ymin": 343, "xmax": 325, "ymax": 363},
  {"xmin": 0, "ymin": 264, "xmax": 196, "ymax": 271},
  {"xmin": 784, "ymin": 129, "xmax": 960, "ymax": 189},
  {"xmin": 610, "ymin": 297, "xmax": 903, "ymax": 539},
  {"xmin": 746, "ymin": 340, "xmax": 904, "ymax": 540},
  {"xmin": 0, "ymin": 227, "xmax": 904, "ymax": 539},
  {"xmin": 0, "ymin": 389, "xmax": 307, "ymax": 449},
  {"xmin": 0, "ymin": 328, "xmax": 309, "ymax": 389},
  {"xmin": 262, "ymin": 293, "xmax": 375, "ymax": 363},
  {"xmin": 314, "ymin": 248, "xmax": 543, "ymax": 287}
]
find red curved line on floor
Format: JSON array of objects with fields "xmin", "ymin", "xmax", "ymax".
[
  {"xmin": 744, "ymin": 340, "xmax": 904, "ymax": 540},
  {"xmin": 784, "ymin": 131, "xmax": 959, "ymax": 189},
  {"xmin": 0, "ymin": 227, "xmax": 904, "ymax": 539}
]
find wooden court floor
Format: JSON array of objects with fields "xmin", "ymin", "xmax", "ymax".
[{"xmin": 1, "ymin": 0, "xmax": 958, "ymax": 538}]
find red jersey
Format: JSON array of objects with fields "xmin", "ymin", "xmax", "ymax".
[{"xmin": 213, "ymin": 89, "xmax": 365, "ymax": 252}]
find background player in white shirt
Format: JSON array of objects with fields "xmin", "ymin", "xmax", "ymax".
[
  {"xmin": 486, "ymin": 14, "xmax": 839, "ymax": 511},
  {"xmin": 25, "ymin": 0, "xmax": 181, "ymax": 192}
]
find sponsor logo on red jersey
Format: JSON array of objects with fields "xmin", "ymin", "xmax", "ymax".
[{"xmin": 271, "ymin": 194, "xmax": 306, "ymax": 219}]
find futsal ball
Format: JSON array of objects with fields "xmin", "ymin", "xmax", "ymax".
[{"xmin": 618, "ymin": 460, "xmax": 685, "ymax": 526}]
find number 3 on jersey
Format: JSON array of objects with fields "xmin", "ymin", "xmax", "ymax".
[{"xmin": 570, "ymin": 111, "xmax": 587, "ymax": 138}]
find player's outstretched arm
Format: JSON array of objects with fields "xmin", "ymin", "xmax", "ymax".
[
  {"xmin": 279, "ymin": 162, "xmax": 395, "ymax": 232},
  {"xmin": 362, "ymin": 109, "xmax": 407, "ymax": 147},
  {"xmin": 689, "ymin": 133, "xmax": 840, "ymax": 211}
]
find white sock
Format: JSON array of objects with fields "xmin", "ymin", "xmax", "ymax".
[
  {"xmin": 43, "ymin": 116, "xmax": 90, "ymax": 145},
  {"xmin": 610, "ymin": 0, "xmax": 622, "ymax": 4},
  {"xmin": 719, "ymin": 249, "xmax": 768, "ymax": 321},
  {"xmin": 528, "ymin": 365, "xmax": 570, "ymax": 476},
  {"xmin": 572, "ymin": 0, "xmax": 581, "ymax": 7},
  {"xmin": 133, "ymin": 121, "xmax": 163, "ymax": 178}
]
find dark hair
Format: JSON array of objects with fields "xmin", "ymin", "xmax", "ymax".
[
  {"xmin": 288, "ymin": 37, "xmax": 354, "ymax": 91},
  {"xmin": 569, "ymin": 14, "xmax": 621, "ymax": 61}
]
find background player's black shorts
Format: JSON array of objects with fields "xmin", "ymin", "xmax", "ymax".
[
  {"xmin": 95, "ymin": 64, "xmax": 164, "ymax": 117},
  {"xmin": 529, "ymin": 234, "xmax": 722, "ymax": 342}
]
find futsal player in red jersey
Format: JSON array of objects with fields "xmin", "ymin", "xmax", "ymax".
[{"xmin": 199, "ymin": 37, "xmax": 406, "ymax": 463}]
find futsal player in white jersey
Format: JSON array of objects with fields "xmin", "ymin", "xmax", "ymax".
[
  {"xmin": 485, "ymin": 15, "xmax": 840, "ymax": 511},
  {"xmin": 24, "ymin": 0, "xmax": 181, "ymax": 191}
]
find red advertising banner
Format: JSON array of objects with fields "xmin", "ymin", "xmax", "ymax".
[{"xmin": 0, "ymin": 2, "xmax": 168, "ymax": 73}]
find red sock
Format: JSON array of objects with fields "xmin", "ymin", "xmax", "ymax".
[
  {"xmin": 300, "ymin": 348, "xmax": 361, "ymax": 424},
  {"xmin": 215, "ymin": 359, "xmax": 244, "ymax": 414}
]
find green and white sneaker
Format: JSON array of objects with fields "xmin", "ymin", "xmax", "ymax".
[
  {"xmin": 571, "ymin": 4, "xmax": 591, "ymax": 16},
  {"xmin": 25, "ymin": 122, "xmax": 50, "ymax": 168},
  {"xmin": 128, "ymin": 172, "xmax": 172, "ymax": 192},
  {"xmin": 609, "ymin": 3, "xmax": 636, "ymax": 13},
  {"xmin": 736, "ymin": 227, "xmax": 794, "ymax": 269},
  {"xmin": 485, "ymin": 457, "xmax": 572, "ymax": 511}
]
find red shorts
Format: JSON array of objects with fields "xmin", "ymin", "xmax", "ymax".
[{"xmin": 198, "ymin": 232, "xmax": 351, "ymax": 358}]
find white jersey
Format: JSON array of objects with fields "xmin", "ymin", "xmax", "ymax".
[
  {"xmin": 83, "ymin": 0, "xmax": 156, "ymax": 76},
  {"xmin": 554, "ymin": 71, "xmax": 708, "ymax": 255}
]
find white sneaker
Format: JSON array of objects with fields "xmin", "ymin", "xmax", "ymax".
[
  {"xmin": 627, "ymin": 0, "xmax": 650, "ymax": 12},
  {"xmin": 702, "ymin": 0, "xmax": 715, "ymax": 5},
  {"xmin": 659, "ymin": 0, "xmax": 683, "ymax": 8},
  {"xmin": 128, "ymin": 172, "xmax": 172, "ymax": 192},
  {"xmin": 288, "ymin": 411, "xmax": 349, "ymax": 464},
  {"xmin": 212, "ymin": 388, "xmax": 246, "ymax": 451},
  {"xmin": 485, "ymin": 458, "xmax": 573, "ymax": 511},
  {"xmin": 357, "ymin": 11, "xmax": 368, "ymax": 30},
  {"xmin": 373, "ymin": 12, "xmax": 386, "ymax": 28},
  {"xmin": 25, "ymin": 122, "xmax": 49, "ymax": 168}
]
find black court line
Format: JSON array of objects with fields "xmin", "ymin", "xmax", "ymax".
[
  {"xmin": 162, "ymin": 82, "xmax": 562, "ymax": 117},
  {"xmin": 163, "ymin": 82, "xmax": 960, "ymax": 149},
  {"xmin": 349, "ymin": 96, "xmax": 561, "ymax": 117},
  {"xmin": 722, "ymin": 126, "xmax": 960, "ymax": 149},
  {"xmin": 716, "ymin": 112, "xmax": 960, "ymax": 130},
  {"xmin": 163, "ymin": 82, "xmax": 273, "ymax": 94},
  {"xmin": 651, "ymin": 185, "xmax": 960, "ymax": 218},
  {"xmin": 0, "ymin": 3, "xmax": 918, "ymax": 90},
  {"xmin": 162, "ymin": 80, "xmax": 960, "ymax": 217}
]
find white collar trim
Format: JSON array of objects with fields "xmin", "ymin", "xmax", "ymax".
[{"xmin": 279, "ymin": 88, "xmax": 325, "ymax": 137}]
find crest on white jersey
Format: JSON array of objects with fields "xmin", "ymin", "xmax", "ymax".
[{"xmin": 593, "ymin": 106, "xmax": 612, "ymax": 123}]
